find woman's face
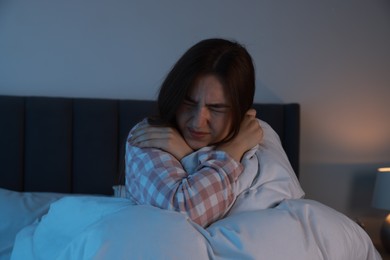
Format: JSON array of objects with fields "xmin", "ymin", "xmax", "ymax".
[{"xmin": 176, "ymin": 75, "xmax": 232, "ymax": 150}]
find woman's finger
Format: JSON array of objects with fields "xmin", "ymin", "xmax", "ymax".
[{"xmin": 246, "ymin": 108, "xmax": 257, "ymax": 117}]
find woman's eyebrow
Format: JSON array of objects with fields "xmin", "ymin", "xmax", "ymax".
[
  {"xmin": 183, "ymin": 96, "xmax": 198, "ymax": 105},
  {"xmin": 184, "ymin": 96, "xmax": 230, "ymax": 108}
]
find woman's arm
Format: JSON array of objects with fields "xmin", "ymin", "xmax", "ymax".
[
  {"xmin": 126, "ymin": 113, "xmax": 262, "ymax": 227},
  {"xmin": 125, "ymin": 140, "xmax": 243, "ymax": 227}
]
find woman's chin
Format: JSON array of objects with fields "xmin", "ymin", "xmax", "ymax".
[{"xmin": 186, "ymin": 140, "xmax": 208, "ymax": 151}]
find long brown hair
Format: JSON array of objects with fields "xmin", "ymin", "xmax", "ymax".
[{"xmin": 154, "ymin": 38, "xmax": 255, "ymax": 143}]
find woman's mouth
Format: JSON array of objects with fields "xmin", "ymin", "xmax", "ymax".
[{"xmin": 188, "ymin": 129, "xmax": 208, "ymax": 139}]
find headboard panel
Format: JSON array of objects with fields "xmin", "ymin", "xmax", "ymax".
[{"xmin": 0, "ymin": 95, "xmax": 299, "ymax": 195}]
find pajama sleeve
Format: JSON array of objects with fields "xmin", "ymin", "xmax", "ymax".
[{"xmin": 125, "ymin": 124, "xmax": 243, "ymax": 227}]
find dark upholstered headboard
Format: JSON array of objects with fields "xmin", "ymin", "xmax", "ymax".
[{"xmin": 0, "ymin": 95, "xmax": 300, "ymax": 195}]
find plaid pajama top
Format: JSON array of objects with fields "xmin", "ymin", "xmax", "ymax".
[{"xmin": 125, "ymin": 120, "xmax": 244, "ymax": 227}]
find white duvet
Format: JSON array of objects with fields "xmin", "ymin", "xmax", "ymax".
[
  {"xmin": 3, "ymin": 121, "xmax": 381, "ymax": 259},
  {"xmin": 10, "ymin": 197, "xmax": 379, "ymax": 260}
]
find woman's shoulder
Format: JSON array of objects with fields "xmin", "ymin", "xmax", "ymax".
[{"xmin": 128, "ymin": 118, "xmax": 148, "ymax": 136}]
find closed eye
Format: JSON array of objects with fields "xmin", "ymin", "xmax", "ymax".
[
  {"xmin": 207, "ymin": 104, "xmax": 230, "ymax": 113},
  {"xmin": 182, "ymin": 98, "xmax": 197, "ymax": 107},
  {"xmin": 182, "ymin": 97, "xmax": 230, "ymax": 113}
]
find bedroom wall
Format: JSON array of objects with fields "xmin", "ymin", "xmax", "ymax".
[{"xmin": 1, "ymin": 1, "xmax": 389, "ymax": 220}]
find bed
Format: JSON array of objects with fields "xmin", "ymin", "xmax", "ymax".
[{"xmin": 0, "ymin": 95, "xmax": 380, "ymax": 259}]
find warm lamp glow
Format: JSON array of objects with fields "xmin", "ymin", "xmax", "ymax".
[{"xmin": 372, "ymin": 168, "xmax": 390, "ymax": 211}]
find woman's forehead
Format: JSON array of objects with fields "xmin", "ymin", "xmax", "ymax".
[{"xmin": 187, "ymin": 75, "xmax": 229, "ymax": 104}]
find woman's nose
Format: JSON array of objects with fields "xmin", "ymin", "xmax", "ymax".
[{"xmin": 191, "ymin": 107, "xmax": 209, "ymax": 128}]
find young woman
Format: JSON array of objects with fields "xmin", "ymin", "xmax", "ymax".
[{"xmin": 125, "ymin": 38, "xmax": 263, "ymax": 227}]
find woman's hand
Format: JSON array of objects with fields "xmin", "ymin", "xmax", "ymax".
[
  {"xmin": 217, "ymin": 109, "xmax": 263, "ymax": 162},
  {"xmin": 129, "ymin": 124, "xmax": 193, "ymax": 160}
]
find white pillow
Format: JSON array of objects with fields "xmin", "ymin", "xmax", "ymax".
[{"xmin": 0, "ymin": 188, "xmax": 67, "ymax": 258}]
